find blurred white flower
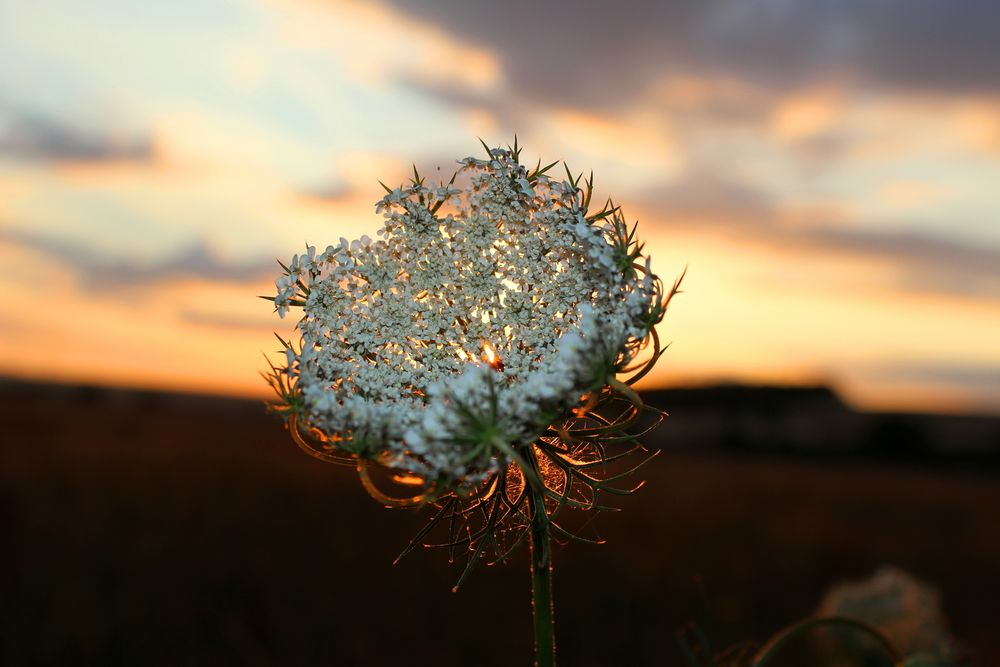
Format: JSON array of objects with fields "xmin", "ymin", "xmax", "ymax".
[{"xmin": 817, "ymin": 566, "xmax": 965, "ymax": 666}]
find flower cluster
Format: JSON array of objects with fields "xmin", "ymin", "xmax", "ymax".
[{"xmin": 264, "ymin": 141, "xmax": 675, "ymax": 497}]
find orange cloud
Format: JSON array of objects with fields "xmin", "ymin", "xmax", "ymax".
[
  {"xmin": 770, "ymin": 85, "xmax": 846, "ymax": 141},
  {"xmin": 268, "ymin": 0, "xmax": 502, "ymax": 93}
]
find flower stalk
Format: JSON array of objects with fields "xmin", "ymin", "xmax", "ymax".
[{"xmin": 527, "ymin": 445, "xmax": 556, "ymax": 667}]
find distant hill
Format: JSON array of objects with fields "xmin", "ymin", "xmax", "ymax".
[
  {"xmin": 2, "ymin": 376, "xmax": 998, "ymax": 467},
  {"xmin": 642, "ymin": 384, "xmax": 1000, "ymax": 466}
]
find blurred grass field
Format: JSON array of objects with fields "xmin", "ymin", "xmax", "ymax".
[{"xmin": 2, "ymin": 382, "xmax": 997, "ymax": 665}]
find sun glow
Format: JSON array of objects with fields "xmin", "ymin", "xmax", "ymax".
[{"xmin": 482, "ymin": 340, "xmax": 504, "ymax": 371}]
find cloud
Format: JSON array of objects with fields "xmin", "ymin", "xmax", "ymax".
[
  {"xmin": 635, "ymin": 169, "xmax": 1000, "ymax": 300},
  {"xmin": 874, "ymin": 362, "xmax": 1000, "ymax": 390},
  {"xmin": 296, "ymin": 181, "xmax": 358, "ymax": 205},
  {"xmin": 795, "ymin": 227, "xmax": 1000, "ymax": 299},
  {"xmin": 857, "ymin": 361, "xmax": 1000, "ymax": 413},
  {"xmin": 636, "ymin": 168, "xmax": 774, "ymax": 223},
  {"xmin": 0, "ymin": 111, "xmax": 154, "ymax": 164},
  {"xmin": 382, "ymin": 0, "xmax": 1000, "ymax": 113},
  {"xmin": 177, "ymin": 308, "xmax": 276, "ymax": 332},
  {"xmin": 0, "ymin": 228, "xmax": 276, "ymax": 290},
  {"xmin": 774, "ymin": 226, "xmax": 1000, "ymax": 301}
]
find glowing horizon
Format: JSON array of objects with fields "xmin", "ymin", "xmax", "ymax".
[{"xmin": 2, "ymin": 0, "xmax": 998, "ymax": 415}]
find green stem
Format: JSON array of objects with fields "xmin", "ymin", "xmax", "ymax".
[{"xmin": 527, "ymin": 450, "xmax": 556, "ymax": 667}]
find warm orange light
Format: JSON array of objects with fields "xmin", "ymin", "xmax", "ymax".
[
  {"xmin": 391, "ymin": 474, "xmax": 425, "ymax": 486},
  {"xmin": 482, "ymin": 341, "xmax": 504, "ymax": 371},
  {"xmin": 537, "ymin": 449, "xmax": 567, "ymax": 495},
  {"xmin": 504, "ymin": 448, "xmax": 568, "ymax": 502}
]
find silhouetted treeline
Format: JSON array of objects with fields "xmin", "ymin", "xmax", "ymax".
[{"xmin": 641, "ymin": 384, "xmax": 1000, "ymax": 470}]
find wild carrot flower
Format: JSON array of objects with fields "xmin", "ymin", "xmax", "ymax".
[{"xmin": 262, "ymin": 139, "xmax": 682, "ymax": 666}]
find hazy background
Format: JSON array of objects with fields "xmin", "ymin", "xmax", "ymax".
[
  {"xmin": 4, "ymin": 3, "xmax": 1000, "ymax": 665},
  {"xmin": 2, "ymin": 0, "xmax": 999, "ymax": 414}
]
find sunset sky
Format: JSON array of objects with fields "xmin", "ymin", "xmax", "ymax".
[{"xmin": 2, "ymin": 0, "xmax": 999, "ymax": 414}]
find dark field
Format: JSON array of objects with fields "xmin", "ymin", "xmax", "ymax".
[{"xmin": 2, "ymin": 382, "xmax": 998, "ymax": 665}]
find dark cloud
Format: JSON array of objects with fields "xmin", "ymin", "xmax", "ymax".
[
  {"xmin": 635, "ymin": 169, "xmax": 774, "ymax": 223},
  {"xmin": 177, "ymin": 308, "xmax": 276, "ymax": 331},
  {"xmin": 797, "ymin": 227, "xmax": 1000, "ymax": 299},
  {"xmin": 388, "ymin": 0, "xmax": 699, "ymax": 111},
  {"xmin": 0, "ymin": 228, "xmax": 276, "ymax": 290},
  {"xmin": 635, "ymin": 171, "xmax": 1000, "ymax": 299},
  {"xmin": 297, "ymin": 181, "xmax": 357, "ymax": 204},
  {"xmin": 801, "ymin": 226, "xmax": 998, "ymax": 277},
  {"xmin": 855, "ymin": 0, "xmax": 1000, "ymax": 91},
  {"xmin": 0, "ymin": 111, "xmax": 153, "ymax": 163},
  {"xmin": 770, "ymin": 226, "xmax": 1000, "ymax": 302},
  {"xmin": 786, "ymin": 130, "xmax": 856, "ymax": 165},
  {"xmin": 385, "ymin": 0, "xmax": 1000, "ymax": 111}
]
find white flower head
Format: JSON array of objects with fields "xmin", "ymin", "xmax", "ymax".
[{"xmin": 264, "ymin": 140, "xmax": 677, "ymax": 494}]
